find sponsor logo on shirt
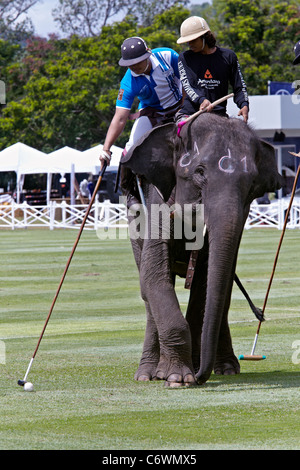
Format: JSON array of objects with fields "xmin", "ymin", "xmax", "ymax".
[
  {"xmin": 117, "ymin": 89, "xmax": 124, "ymax": 101},
  {"xmin": 198, "ymin": 69, "xmax": 220, "ymax": 90}
]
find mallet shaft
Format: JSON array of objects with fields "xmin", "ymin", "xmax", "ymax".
[
  {"xmin": 18, "ymin": 162, "xmax": 107, "ymax": 386},
  {"xmin": 23, "ymin": 358, "xmax": 34, "ymax": 382},
  {"xmin": 183, "ymin": 93, "xmax": 234, "ymax": 125},
  {"xmin": 251, "ymin": 334, "xmax": 259, "ymax": 356},
  {"xmin": 248, "ymin": 158, "xmax": 300, "ymax": 358}
]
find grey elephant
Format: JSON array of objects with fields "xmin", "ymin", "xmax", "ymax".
[{"xmin": 121, "ymin": 113, "xmax": 282, "ymax": 386}]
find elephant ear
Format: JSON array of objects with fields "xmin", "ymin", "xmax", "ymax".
[
  {"xmin": 252, "ymin": 139, "xmax": 283, "ymax": 199},
  {"xmin": 121, "ymin": 122, "xmax": 176, "ymax": 201}
]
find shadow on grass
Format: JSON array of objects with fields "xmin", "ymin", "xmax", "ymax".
[{"xmin": 204, "ymin": 370, "xmax": 300, "ymax": 390}]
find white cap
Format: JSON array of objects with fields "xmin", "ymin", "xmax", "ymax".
[{"xmin": 177, "ymin": 16, "xmax": 210, "ymax": 44}]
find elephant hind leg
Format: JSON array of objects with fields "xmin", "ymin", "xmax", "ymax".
[
  {"xmin": 213, "ymin": 313, "xmax": 240, "ymax": 376},
  {"xmin": 185, "ymin": 253, "xmax": 208, "ymax": 374},
  {"xmin": 214, "ymin": 355, "xmax": 240, "ymax": 376}
]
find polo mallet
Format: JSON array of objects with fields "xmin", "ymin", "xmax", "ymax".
[
  {"xmin": 240, "ymin": 153, "xmax": 300, "ymax": 361},
  {"xmin": 177, "ymin": 93, "xmax": 234, "ymax": 136},
  {"xmin": 18, "ymin": 162, "xmax": 107, "ymax": 387}
]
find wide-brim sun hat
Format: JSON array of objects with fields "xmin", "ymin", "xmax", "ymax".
[
  {"xmin": 177, "ymin": 16, "xmax": 210, "ymax": 44},
  {"xmin": 293, "ymin": 40, "xmax": 300, "ymax": 65},
  {"xmin": 119, "ymin": 37, "xmax": 151, "ymax": 66}
]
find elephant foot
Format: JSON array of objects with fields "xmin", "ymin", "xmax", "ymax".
[
  {"xmin": 136, "ymin": 374, "xmax": 152, "ymax": 382},
  {"xmin": 156, "ymin": 358, "xmax": 197, "ymax": 387},
  {"xmin": 134, "ymin": 358, "xmax": 159, "ymax": 381},
  {"xmin": 165, "ymin": 373, "xmax": 197, "ymax": 388},
  {"xmin": 135, "ymin": 357, "xmax": 197, "ymax": 387},
  {"xmin": 214, "ymin": 355, "xmax": 240, "ymax": 376}
]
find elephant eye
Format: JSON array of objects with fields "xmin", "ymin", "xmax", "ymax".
[
  {"xmin": 192, "ymin": 165, "xmax": 206, "ymax": 188},
  {"xmin": 195, "ymin": 166, "xmax": 204, "ymax": 176}
]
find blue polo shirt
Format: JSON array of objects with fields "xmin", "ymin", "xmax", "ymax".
[{"xmin": 116, "ymin": 47, "xmax": 182, "ymax": 111}]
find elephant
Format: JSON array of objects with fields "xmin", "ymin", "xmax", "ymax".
[{"xmin": 121, "ymin": 113, "xmax": 282, "ymax": 387}]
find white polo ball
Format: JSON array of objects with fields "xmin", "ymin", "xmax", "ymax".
[{"xmin": 24, "ymin": 382, "xmax": 34, "ymax": 392}]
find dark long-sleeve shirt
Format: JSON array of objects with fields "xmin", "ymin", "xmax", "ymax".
[{"xmin": 178, "ymin": 46, "xmax": 249, "ymax": 115}]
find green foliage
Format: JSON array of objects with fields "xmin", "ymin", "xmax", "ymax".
[
  {"xmin": 138, "ymin": 4, "xmax": 189, "ymax": 51},
  {"xmin": 0, "ymin": 21, "xmax": 135, "ymax": 151},
  {"xmin": 0, "ymin": 39, "xmax": 20, "ymax": 67},
  {"xmin": 0, "ymin": 6, "xmax": 189, "ymax": 151},
  {"xmin": 204, "ymin": 0, "xmax": 300, "ymax": 94},
  {"xmin": 0, "ymin": 1, "xmax": 300, "ymax": 150}
]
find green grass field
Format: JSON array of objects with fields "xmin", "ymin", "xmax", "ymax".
[{"xmin": 0, "ymin": 227, "xmax": 299, "ymax": 450}]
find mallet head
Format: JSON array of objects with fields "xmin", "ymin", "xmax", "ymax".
[{"xmin": 239, "ymin": 355, "xmax": 266, "ymax": 361}]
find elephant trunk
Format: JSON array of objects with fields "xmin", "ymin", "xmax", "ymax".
[{"xmin": 196, "ymin": 202, "xmax": 245, "ymax": 384}]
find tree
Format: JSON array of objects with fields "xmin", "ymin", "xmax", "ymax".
[
  {"xmin": 0, "ymin": 0, "xmax": 42, "ymax": 40},
  {"xmin": 1, "ymin": 1, "xmax": 299, "ymax": 153},
  {"xmin": 126, "ymin": 0, "xmax": 189, "ymax": 27},
  {"xmin": 0, "ymin": 31, "xmax": 126, "ymax": 151},
  {"xmin": 52, "ymin": 0, "xmax": 189, "ymax": 37},
  {"xmin": 189, "ymin": 1, "xmax": 211, "ymax": 17},
  {"xmin": 0, "ymin": 6, "xmax": 189, "ymax": 152},
  {"xmin": 52, "ymin": 0, "xmax": 129, "ymax": 37},
  {"xmin": 202, "ymin": 0, "xmax": 300, "ymax": 94}
]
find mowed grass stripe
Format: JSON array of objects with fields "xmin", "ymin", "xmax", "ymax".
[{"xmin": 0, "ymin": 228, "xmax": 299, "ymax": 450}]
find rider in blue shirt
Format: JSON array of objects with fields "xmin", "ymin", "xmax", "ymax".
[
  {"xmin": 116, "ymin": 47, "xmax": 182, "ymax": 112},
  {"xmin": 100, "ymin": 37, "xmax": 182, "ymax": 161},
  {"xmin": 100, "ymin": 37, "xmax": 182, "ymax": 206}
]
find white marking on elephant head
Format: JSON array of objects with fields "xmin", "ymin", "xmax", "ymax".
[
  {"xmin": 218, "ymin": 148, "xmax": 249, "ymax": 174},
  {"xmin": 218, "ymin": 148, "xmax": 236, "ymax": 173},
  {"xmin": 194, "ymin": 141, "xmax": 200, "ymax": 156},
  {"xmin": 179, "ymin": 152, "xmax": 192, "ymax": 167},
  {"xmin": 179, "ymin": 142, "xmax": 201, "ymax": 168}
]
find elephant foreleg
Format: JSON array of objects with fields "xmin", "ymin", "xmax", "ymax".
[
  {"xmin": 141, "ymin": 280, "xmax": 196, "ymax": 386},
  {"xmin": 134, "ymin": 300, "xmax": 160, "ymax": 381},
  {"xmin": 138, "ymin": 248, "xmax": 196, "ymax": 386}
]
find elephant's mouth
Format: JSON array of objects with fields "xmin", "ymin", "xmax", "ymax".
[{"xmin": 171, "ymin": 201, "xmax": 205, "ymax": 250}]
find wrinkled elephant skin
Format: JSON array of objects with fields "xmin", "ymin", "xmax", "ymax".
[{"xmin": 121, "ymin": 114, "xmax": 282, "ymax": 386}]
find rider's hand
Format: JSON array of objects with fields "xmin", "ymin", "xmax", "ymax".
[
  {"xmin": 238, "ymin": 106, "xmax": 249, "ymax": 123},
  {"xmin": 100, "ymin": 149, "xmax": 112, "ymax": 167},
  {"xmin": 200, "ymin": 99, "xmax": 213, "ymax": 113}
]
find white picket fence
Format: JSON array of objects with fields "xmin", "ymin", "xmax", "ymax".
[
  {"xmin": 0, "ymin": 198, "xmax": 300, "ymax": 230},
  {"xmin": 245, "ymin": 199, "xmax": 300, "ymax": 229},
  {"xmin": 0, "ymin": 199, "xmax": 128, "ymax": 230}
]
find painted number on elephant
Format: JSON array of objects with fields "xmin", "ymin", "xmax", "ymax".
[
  {"xmin": 179, "ymin": 142, "xmax": 201, "ymax": 167},
  {"xmin": 218, "ymin": 148, "xmax": 248, "ymax": 174}
]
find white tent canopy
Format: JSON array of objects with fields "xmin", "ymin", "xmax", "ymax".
[
  {"xmin": 47, "ymin": 146, "xmax": 96, "ymax": 174},
  {"xmin": 0, "ymin": 142, "xmax": 123, "ymax": 203},
  {"xmin": 0, "ymin": 142, "xmax": 51, "ymax": 202},
  {"xmin": 0, "ymin": 142, "xmax": 47, "ymax": 173}
]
